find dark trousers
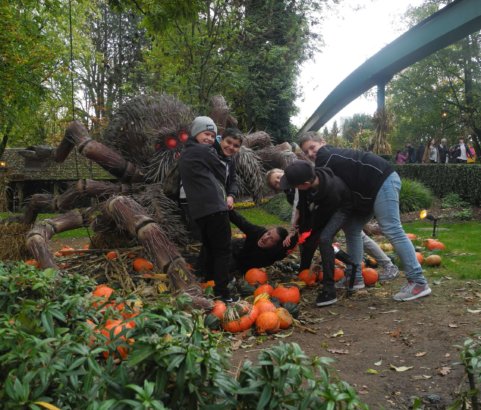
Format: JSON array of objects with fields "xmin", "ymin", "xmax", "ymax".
[
  {"xmin": 196, "ymin": 211, "xmax": 232, "ymax": 296},
  {"xmin": 300, "ymin": 211, "xmax": 349, "ymax": 289}
]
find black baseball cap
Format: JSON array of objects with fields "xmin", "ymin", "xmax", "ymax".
[{"xmin": 279, "ymin": 160, "xmax": 315, "ymax": 190}]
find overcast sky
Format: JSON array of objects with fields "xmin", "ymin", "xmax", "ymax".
[{"xmin": 293, "ymin": 0, "xmax": 426, "ymax": 130}]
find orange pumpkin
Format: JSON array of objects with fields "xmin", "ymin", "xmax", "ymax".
[
  {"xmin": 424, "ymin": 239, "xmax": 446, "ymax": 251},
  {"xmin": 298, "ymin": 269, "xmax": 317, "ymax": 286},
  {"xmin": 93, "ymin": 284, "xmax": 114, "ymax": 300},
  {"xmin": 211, "ymin": 300, "xmax": 227, "ymax": 320},
  {"xmin": 362, "ymin": 268, "xmax": 378, "ymax": 286},
  {"xmin": 100, "ymin": 320, "xmax": 134, "ymax": 360},
  {"xmin": 254, "ymin": 299, "xmax": 277, "ymax": 315},
  {"xmin": 106, "ymin": 251, "xmax": 118, "ymax": 260},
  {"xmin": 132, "ymin": 257, "xmax": 154, "ymax": 272},
  {"xmin": 276, "ymin": 307, "xmax": 293, "ymax": 329},
  {"xmin": 200, "ymin": 280, "xmax": 216, "ymax": 289},
  {"xmin": 425, "ymin": 254, "xmax": 442, "ymax": 266},
  {"xmin": 416, "ymin": 252, "xmax": 424, "ymax": 264},
  {"xmin": 24, "ymin": 259, "xmax": 40, "ymax": 268},
  {"xmin": 271, "ymin": 285, "xmax": 301, "ymax": 304},
  {"xmin": 334, "ymin": 267, "xmax": 345, "ymax": 282},
  {"xmin": 256, "ymin": 311, "xmax": 280, "ymax": 334},
  {"xmin": 245, "ymin": 268, "xmax": 268, "ymax": 285},
  {"xmin": 406, "ymin": 233, "xmax": 417, "ymax": 240},
  {"xmin": 254, "ymin": 283, "xmax": 274, "ymax": 297},
  {"xmin": 222, "ymin": 301, "xmax": 256, "ymax": 333}
]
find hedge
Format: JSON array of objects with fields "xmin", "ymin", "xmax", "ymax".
[{"xmin": 395, "ymin": 164, "xmax": 481, "ymax": 206}]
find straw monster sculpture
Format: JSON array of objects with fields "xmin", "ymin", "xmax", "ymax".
[{"xmin": 17, "ymin": 94, "xmax": 296, "ymax": 307}]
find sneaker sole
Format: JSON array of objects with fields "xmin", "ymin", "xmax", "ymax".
[
  {"xmin": 393, "ymin": 287, "xmax": 432, "ymax": 302},
  {"xmin": 316, "ymin": 297, "xmax": 337, "ymax": 307}
]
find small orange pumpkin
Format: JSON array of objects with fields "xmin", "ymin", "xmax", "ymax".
[
  {"xmin": 245, "ymin": 268, "xmax": 268, "ymax": 285},
  {"xmin": 424, "ymin": 239, "xmax": 446, "ymax": 251},
  {"xmin": 106, "ymin": 251, "xmax": 118, "ymax": 260},
  {"xmin": 211, "ymin": 300, "xmax": 227, "ymax": 320},
  {"xmin": 362, "ymin": 268, "xmax": 378, "ymax": 286},
  {"xmin": 254, "ymin": 283, "xmax": 274, "ymax": 297},
  {"xmin": 425, "ymin": 254, "xmax": 442, "ymax": 266},
  {"xmin": 334, "ymin": 267, "xmax": 345, "ymax": 282},
  {"xmin": 406, "ymin": 233, "xmax": 417, "ymax": 240},
  {"xmin": 133, "ymin": 257, "xmax": 154, "ymax": 272},
  {"xmin": 93, "ymin": 284, "xmax": 114, "ymax": 300},
  {"xmin": 254, "ymin": 299, "xmax": 277, "ymax": 315},
  {"xmin": 298, "ymin": 269, "xmax": 317, "ymax": 286},
  {"xmin": 416, "ymin": 252, "xmax": 424, "ymax": 264},
  {"xmin": 256, "ymin": 311, "xmax": 280, "ymax": 334},
  {"xmin": 24, "ymin": 259, "xmax": 40, "ymax": 268},
  {"xmin": 271, "ymin": 285, "xmax": 301, "ymax": 304},
  {"xmin": 276, "ymin": 307, "xmax": 293, "ymax": 329}
]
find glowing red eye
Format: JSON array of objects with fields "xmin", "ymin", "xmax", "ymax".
[
  {"xmin": 165, "ymin": 136, "xmax": 178, "ymax": 149},
  {"xmin": 178, "ymin": 131, "xmax": 189, "ymax": 142}
]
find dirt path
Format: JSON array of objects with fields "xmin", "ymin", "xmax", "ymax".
[{"xmin": 230, "ymin": 277, "xmax": 481, "ymax": 409}]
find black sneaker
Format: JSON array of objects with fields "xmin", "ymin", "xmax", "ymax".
[{"xmin": 315, "ymin": 288, "xmax": 337, "ymax": 307}]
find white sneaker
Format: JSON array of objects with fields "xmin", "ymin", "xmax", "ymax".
[{"xmin": 393, "ymin": 282, "xmax": 432, "ymax": 301}]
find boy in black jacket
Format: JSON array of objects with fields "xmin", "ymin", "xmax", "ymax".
[
  {"xmin": 228, "ymin": 210, "xmax": 295, "ymax": 274},
  {"xmin": 179, "ymin": 116, "xmax": 234, "ymax": 301},
  {"xmin": 280, "ymin": 160, "xmax": 357, "ymax": 307},
  {"xmin": 299, "ymin": 132, "xmax": 431, "ymax": 302}
]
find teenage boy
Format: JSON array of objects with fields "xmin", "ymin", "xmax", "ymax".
[
  {"xmin": 299, "ymin": 132, "xmax": 431, "ymax": 301},
  {"xmin": 228, "ymin": 210, "xmax": 295, "ymax": 274},
  {"xmin": 179, "ymin": 116, "xmax": 234, "ymax": 302},
  {"xmin": 279, "ymin": 160, "xmax": 356, "ymax": 307}
]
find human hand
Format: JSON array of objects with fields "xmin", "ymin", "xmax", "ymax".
[
  {"xmin": 226, "ymin": 196, "xmax": 235, "ymax": 210},
  {"xmin": 283, "ymin": 232, "xmax": 295, "ymax": 247}
]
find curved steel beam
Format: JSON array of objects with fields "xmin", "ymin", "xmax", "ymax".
[{"xmin": 297, "ymin": 0, "xmax": 481, "ymax": 137}]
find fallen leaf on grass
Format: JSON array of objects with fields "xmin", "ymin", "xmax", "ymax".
[
  {"xmin": 327, "ymin": 348, "xmax": 349, "ymax": 355},
  {"xmin": 415, "ymin": 351, "xmax": 427, "ymax": 357},
  {"xmin": 438, "ymin": 366, "xmax": 451, "ymax": 376},
  {"xmin": 388, "ymin": 328, "xmax": 401, "ymax": 338},
  {"xmin": 374, "ymin": 360, "xmax": 383, "ymax": 366},
  {"xmin": 330, "ymin": 329, "xmax": 344, "ymax": 338},
  {"xmin": 273, "ymin": 330, "xmax": 293, "ymax": 338},
  {"xmin": 448, "ymin": 323, "xmax": 459, "ymax": 328},
  {"xmin": 366, "ymin": 368, "xmax": 379, "ymax": 374},
  {"xmin": 467, "ymin": 309, "xmax": 481, "ymax": 314},
  {"xmin": 390, "ymin": 364, "xmax": 413, "ymax": 372}
]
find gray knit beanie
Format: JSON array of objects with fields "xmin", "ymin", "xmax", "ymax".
[{"xmin": 190, "ymin": 116, "xmax": 217, "ymax": 138}]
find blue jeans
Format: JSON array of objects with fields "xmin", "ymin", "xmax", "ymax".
[{"xmin": 343, "ymin": 172, "xmax": 426, "ymax": 284}]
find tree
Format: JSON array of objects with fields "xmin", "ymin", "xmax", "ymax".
[
  {"xmin": 388, "ymin": 1, "xmax": 481, "ymax": 157},
  {"xmin": 341, "ymin": 113, "xmax": 374, "ymax": 143}
]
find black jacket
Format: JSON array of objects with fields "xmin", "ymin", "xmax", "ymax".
[
  {"xmin": 229, "ymin": 210, "xmax": 295, "ymax": 273},
  {"xmin": 297, "ymin": 167, "xmax": 353, "ymax": 231},
  {"xmin": 315, "ymin": 146, "xmax": 394, "ymax": 215},
  {"xmin": 179, "ymin": 139, "xmax": 228, "ymax": 220}
]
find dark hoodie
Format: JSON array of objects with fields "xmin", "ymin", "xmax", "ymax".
[
  {"xmin": 179, "ymin": 138, "xmax": 228, "ymax": 220},
  {"xmin": 213, "ymin": 138, "xmax": 239, "ymax": 200}
]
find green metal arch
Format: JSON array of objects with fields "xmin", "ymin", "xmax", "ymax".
[{"xmin": 296, "ymin": 0, "xmax": 481, "ymax": 137}]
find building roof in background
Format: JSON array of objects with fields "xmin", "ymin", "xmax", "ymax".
[{"xmin": 0, "ymin": 148, "xmax": 113, "ymax": 181}]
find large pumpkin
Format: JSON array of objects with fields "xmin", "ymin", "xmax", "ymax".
[
  {"xmin": 298, "ymin": 269, "xmax": 317, "ymax": 286},
  {"xmin": 271, "ymin": 285, "xmax": 301, "ymax": 304},
  {"xmin": 362, "ymin": 268, "xmax": 378, "ymax": 286},
  {"xmin": 256, "ymin": 311, "xmax": 280, "ymax": 334},
  {"xmin": 425, "ymin": 254, "xmax": 442, "ymax": 266},
  {"xmin": 245, "ymin": 268, "xmax": 268, "ymax": 285}
]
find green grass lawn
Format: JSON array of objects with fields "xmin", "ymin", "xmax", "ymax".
[
  {"xmin": 403, "ymin": 220, "xmax": 480, "ymax": 280},
  {"xmin": 3, "ymin": 209, "xmax": 479, "ymax": 280}
]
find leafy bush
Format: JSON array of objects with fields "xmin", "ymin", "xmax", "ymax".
[
  {"xmin": 261, "ymin": 193, "xmax": 293, "ymax": 222},
  {"xmin": 453, "ymin": 335, "xmax": 481, "ymax": 408},
  {"xmin": 441, "ymin": 193, "xmax": 469, "ymax": 209},
  {"xmin": 399, "ymin": 179, "xmax": 433, "ymax": 213},
  {"xmin": 0, "ymin": 262, "xmax": 367, "ymax": 409}
]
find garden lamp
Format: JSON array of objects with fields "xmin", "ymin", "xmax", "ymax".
[{"xmin": 419, "ymin": 209, "xmax": 440, "ymax": 238}]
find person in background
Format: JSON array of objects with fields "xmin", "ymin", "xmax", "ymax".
[
  {"xmin": 299, "ymin": 132, "xmax": 431, "ymax": 302},
  {"xmin": 438, "ymin": 138, "xmax": 449, "ymax": 164},
  {"xmin": 416, "ymin": 142, "xmax": 425, "ymax": 163},
  {"xmin": 395, "ymin": 150, "xmax": 408, "ymax": 165},
  {"xmin": 179, "ymin": 116, "xmax": 234, "ymax": 302},
  {"xmin": 454, "ymin": 137, "xmax": 473, "ymax": 164},
  {"xmin": 467, "ymin": 141, "xmax": 477, "ymax": 164},
  {"xmin": 406, "ymin": 143, "xmax": 417, "ymax": 163},
  {"xmin": 428, "ymin": 139, "xmax": 439, "ymax": 163}
]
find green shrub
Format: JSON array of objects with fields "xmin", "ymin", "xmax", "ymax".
[
  {"xmin": 441, "ymin": 192, "xmax": 469, "ymax": 209},
  {"xmin": 261, "ymin": 193, "xmax": 293, "ymax": 222},
  {"xmin": 0, "ymin": 262, "xmax": 367, "ymax": 409},
  {"xmin": 399, "ymin": 179, "xmax": 433, "ymax": 213}
]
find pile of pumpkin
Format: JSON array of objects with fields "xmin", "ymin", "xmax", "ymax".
[
  {"xmin": 86, "ymin": 284, "xmax": 141, "ymax": 360},
  {"xmin": 207, "ymin": 268, "xmax": 301, "ymax": 334},
  {"xmin": 414, "ymin": 237, "xmax": 445, "ymax": 267},
  {"xmin": 297, "ymin": 258, "xmax": 379, "ymax": 287}
]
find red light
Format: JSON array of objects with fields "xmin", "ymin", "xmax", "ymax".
[
  {"xmin": 165, "ymin": 136, "xmax": 178, "ymax": 149},
  {"xmin": 178, "ymin": 131, "xmax": 189, "ymax": 142}
]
